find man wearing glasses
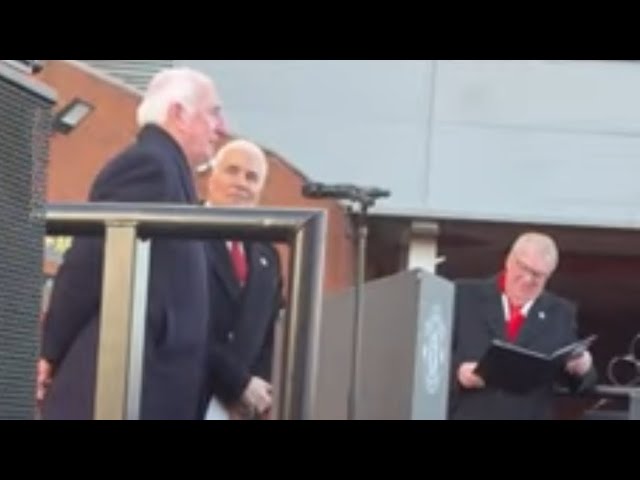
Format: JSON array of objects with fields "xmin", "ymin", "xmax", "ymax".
[{"xmin": 448, "ymin": 232, "xmax": 597, "ymax": 420}]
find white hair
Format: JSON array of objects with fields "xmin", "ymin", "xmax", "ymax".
[
  {"xmin": 511, "ymin": 232, "xmax": 559, "ymax": 272},
  {"xmin": 210, "ymin": 139, "xmax": 269, "ymax": 177},
  {"xmin": 136, "ymin": 67, "xmax": 214, "ymax": 127}
]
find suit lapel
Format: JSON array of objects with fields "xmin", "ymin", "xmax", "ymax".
[
  {"xmin": 208, "ymin": 241, "xmax": 242, "ymax": 301},
  {"xmin": 481, "ymin": 277, "xmax": 551, "ymax": 346},
  {"xmin": 233, "ymin": 243, "xmax": 278, "ymax": 364},
  {"xmin": 516, "ymin": 294, "xmax": 550, "ymax": 348},
  {"xmin": 482, "ymin": 278, "xmax": 507, "ymax": 340}
]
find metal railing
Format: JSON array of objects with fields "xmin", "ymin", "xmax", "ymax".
[
  {"xmin": 556, "ymin": 384, "xmax": 640, "ymax": 420},
  {"xmin": 45, "ymin": 202, "xmax": 327, "ymax": 420}
]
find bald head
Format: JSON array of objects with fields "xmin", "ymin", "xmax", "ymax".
[
  {"xmin": 503, "ymin": 232, "xmax": 559, "ymax": 306},
  {"xmin": 206, "ymin": 139, "xmax": 268, "ymax": 207}
]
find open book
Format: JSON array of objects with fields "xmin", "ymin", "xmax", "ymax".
[{"xmin": 473, "ymin": 335, "xmax": 597, "ymax": 394}]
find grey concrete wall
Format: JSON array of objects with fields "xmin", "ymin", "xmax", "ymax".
[{"xmin": 178, "ymin": 60, "xmax": 640, "ymax": 228}]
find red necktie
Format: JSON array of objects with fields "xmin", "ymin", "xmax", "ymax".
[
  {"xmin": 229, "ymin": 241, "xmax": 248, "ymax": 285},
  {"xmin": 505, "ymin": 301, "xmax": 525, "ymax": 342},
  {"xmin": 499, "ymin": 271, "xmax": 525, "ymax": 342}
]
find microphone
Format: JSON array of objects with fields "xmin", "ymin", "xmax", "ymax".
[{"xmin": 301, "ymin": 182, "xmax": 390, "ymax": 201}]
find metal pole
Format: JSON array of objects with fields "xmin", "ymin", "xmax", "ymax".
[
  {"xmin": 298, "ymin": 212, "xmax": 327, "ymax": 419},
  {"xmin": 348, "ymin": 206, "xmax": 368, "ymax": 420},
  {"xmin": 277, "ymin": 233, "xmax": 302, "ymax": 420},
  {"xmin": 629, "ymin": 389, "xmax": 640, "ymax": 420},
  {"xmin": 126, "ymin": 238, "xmax": 150, "ymax": 419},
  {"xmin": 94, "ymin": 224, "xmax": 149, "ymax": 420},
  {"xmin": 278, "ymin": 212, "xmax": 327, "ymax": 419}
]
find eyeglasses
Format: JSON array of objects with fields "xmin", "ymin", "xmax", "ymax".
[
  {"xmin": 512, "ymin": 257, "xmax": 551, "ymax": 282},
  {"xmin": 607, "ymin": 333, "xmax": 640, "ymax": 386}
]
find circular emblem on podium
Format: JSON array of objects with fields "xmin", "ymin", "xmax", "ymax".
[{"xmin": 422, "ymin": 304, "xmax": 446, "ymax": 395}]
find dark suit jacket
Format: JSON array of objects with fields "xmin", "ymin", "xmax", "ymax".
[
  {"xmin": 448, "ymin": 276, "xmax": 597, "ymax": 420},
  {"xmin": 41, "ymin": 125, "xmax": 211, "ymax": 420},
  {"xmin": 203, "ymin": 239, "xmax": 283, "ymax": 407}
]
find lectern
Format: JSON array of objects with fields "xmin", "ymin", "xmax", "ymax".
[{"xmin": 314, "ymin": 269, "xmax": 455, "ymax": 420}]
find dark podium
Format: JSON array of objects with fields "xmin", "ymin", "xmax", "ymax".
[{"xmin": 313, "ymin": 269, "xmax": 455, "ymax": 420}]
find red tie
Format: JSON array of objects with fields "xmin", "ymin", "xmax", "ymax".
[
  {"xmin": 505, "ymin": 301, "xmax": 525, "ymax": 342},
  {"xmin": 229, "ymin": 241, "xmax": 248, "ymax": 285},
  {"xmin": 499, "ymin": 271, "xmax": 525, "ymax": 342}
]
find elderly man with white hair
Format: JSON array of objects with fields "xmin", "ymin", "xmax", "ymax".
[
  {"xmin": 201, "ymin": 139, "xmax": 284, "ymax": 420},
  {"xmin": 38, "ymin": 67, "xmax": 227, "ymax": 420}
]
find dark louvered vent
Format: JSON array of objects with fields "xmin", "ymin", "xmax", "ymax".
[{"xmin": 0, "ymin": 63, "xmax": 56, "ymax": 419}]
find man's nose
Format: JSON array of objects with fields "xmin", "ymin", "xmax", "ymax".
[
  {"xmin": 214, "ymin": 115, "xmax": 229, "ymax": 136},
  {"xmin": 234, "ymin": 176, "xmax": 251, "ymax": 190}
]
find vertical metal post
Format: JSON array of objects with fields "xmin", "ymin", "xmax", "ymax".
[
  {"xmin": 277, "ymin": 213, "xmax": 327, "ymax": 419},
  {"xmin": 629, "ymin": 389, "xmax": 640, "ymax": 420},
  {"xmin": 126, "ymin": 239, "xmax": 150, "ymax": 419},
  {"xmin": 94, "ymin": 224, "xmax": 149, "ymax": 420},
  {"xmin": 348, "ymin": 211, "xmax": 368, "ymax": 420},
  {"xmin": 299, "ymin": 212, "xmax": 327, "ymax": 420},
  {"xmin": 269, "ymin": 308, "xmax": 286, "ymax": 421}
]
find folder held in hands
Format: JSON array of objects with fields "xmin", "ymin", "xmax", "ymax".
[{"xmin": 473, "ymin": 335, "xmax": 597, "ymax": 394}]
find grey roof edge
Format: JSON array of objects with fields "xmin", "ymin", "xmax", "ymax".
[
  {"xmin": 0, "ymin": 61, "xmax": 57, "ymax": 104},
  {"xmin": 62, "ymin": 60, "xmax": 144, "ymax": 98},
  {"xmin": 368, "ymin": 205, "xmax": 640, "ymax": 232}
]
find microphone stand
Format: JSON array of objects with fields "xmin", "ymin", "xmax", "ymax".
[
  {"xmin": 345, "ymin": 189, "xmax": 385, "ymax": 421},
  {"xmin": 301, "ymin": 181, "xmax": 390, "ymax": 420}
]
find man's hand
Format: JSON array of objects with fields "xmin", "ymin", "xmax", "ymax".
[
  {"xmin": 36, "ymin": 358, "xmax": 53, "ymax": 403},
  {"xmin": 257, "ymin": 408, "xmax": 272, "ymax": 420},
  {"xmin": 227, "ymin": 402, "xmax": 250, "ymax": 420},
  {"xmin": 241, "ymin": 376, "xmax": 272, "ymax": 415},
  {"xmin": 565, "ymin": 350, "xmax": 593, "ymax": 377},
  {"xmin": 457, "ymin": 362, "xmax": 486, "ymax": 389}
]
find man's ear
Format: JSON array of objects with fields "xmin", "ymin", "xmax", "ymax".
[
  {"xmin": 167, "ymin": 102, "xmax": 188, "ymax": 127},
  {"xmin": 166, "ymin": 102, "xmax": 179, "ymax": 120}
]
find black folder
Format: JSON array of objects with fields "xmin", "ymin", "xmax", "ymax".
[{"xmin": 474, "ymin": 335, "xmax": 597, "ymax": 394}]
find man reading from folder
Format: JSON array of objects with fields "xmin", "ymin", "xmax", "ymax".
[{"xmin": 448, "ymin": 232, "xmax": 597, "ymax": 420}]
